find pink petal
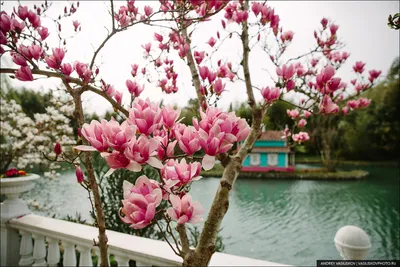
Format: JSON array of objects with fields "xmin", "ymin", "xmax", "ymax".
[
  {"xmin": 74, "ymin": 145, "xmax": 97, "ymax": 151},
  {"xmin": 202, "ymin": 154, "xmax": 215, "ymax": 171},
  {"xmin": 147, "ymin": 157, "xmax": 163, "ymax": 169},
  {"xmin": 167, "ymin": 207, "xmax": 178, "ymax": 221},
  {"xmin": 127, "ymin": 161, "xmax": 142, "ymax": 172},
  {"xmin": 123, "ymin": 180, "xmax": 133, "ymax": 199}
]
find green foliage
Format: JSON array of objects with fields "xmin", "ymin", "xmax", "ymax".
[{"xmin": 339, "ymin": 57, "xmax": 400, "ymax": 160}]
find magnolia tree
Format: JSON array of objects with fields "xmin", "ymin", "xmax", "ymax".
[
  {"xmin": 0, "ymin": 95, "xmax": 75, "ymax": 175},
  {"xmin": 0, "ymin": 1, "xmax": 381, "ymax": 266}
]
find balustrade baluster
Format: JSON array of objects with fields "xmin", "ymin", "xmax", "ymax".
[
  {"xmin": 18, "ymin": 230, "xmax": 34, "ymax": 266},
  {"xmin": 114, "ymin": 255, "xmax": 130, "ymax": 267},
  {"xmin": 135, "ymin": 261, "xmax": 147, "ymax": 267},
  {"xmin": 46, "ymin": 237, "xmax": 60, "ymax": 266},
  {"xmin": 76, "ymin": 245, "xmax": 93, "ymax": 266},
  {"xmin": 62, "ymin": 241, "xmax": 77, "ymax": 266},
  {"xmin": 32, "ymin": 233, "xmax": 47, "ymax": 266}
]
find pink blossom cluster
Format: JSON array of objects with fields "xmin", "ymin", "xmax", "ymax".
[
  {"xmin": 75, "ymin": 97, "xmax": 250, "ymax": 174},
  {"xmin": 314, "ymin": 18, "xmax": 340, "ymax": 54},
  {"xmin": 292, "ymin": 132, "xmax": 310, "ymax": 144},
  {"xmin": 346, "ymin": 98, "xmax": 371, "ymax": 110},
  {"xmin": 251, "ymin": 2, "xmax": 280, "ymax": 33}
]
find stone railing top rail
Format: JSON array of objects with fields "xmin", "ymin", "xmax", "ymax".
[{"xmin": 9, "ymin": 214, "xmax": 290, "ymax": 266}]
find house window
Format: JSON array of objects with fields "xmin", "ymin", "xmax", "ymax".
[
  {"xmin": 250, "ymin": 154, "xmax": 260, "ymax": 166},
  {"xmin": 268, "ymin": 153, "xmax": 278, "ymax": 166}
]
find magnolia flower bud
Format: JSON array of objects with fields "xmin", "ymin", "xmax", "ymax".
[
  {"xmin": 75, "ymin": 166, "xmax": 84, "ymax": 183},
  {"xmin": 54, "ymin": 142, "xmax": 62, "ymax": 155}
]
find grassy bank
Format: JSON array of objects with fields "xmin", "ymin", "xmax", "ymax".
[{"xmin": 202, "ymin": 164, "xmax": 369, "ymax": 180}]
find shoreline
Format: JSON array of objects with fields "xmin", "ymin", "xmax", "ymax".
[{"xmin": 202, "ymin": 167, "xmax": 370, "ymax": 180}]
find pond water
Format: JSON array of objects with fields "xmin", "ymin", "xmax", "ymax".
[{"xmin": 20, "ymin": 164, "xmax": 399, "ymax": 266}]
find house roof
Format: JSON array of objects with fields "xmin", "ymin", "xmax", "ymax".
[
  {"xmin": 258, "ymin": 131, "xmax": 284, "ymax": 141},
  {"xmin": 251, "ymin": 147, "xmax": 291, "ymax": 153}
]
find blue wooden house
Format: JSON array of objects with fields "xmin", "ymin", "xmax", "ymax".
[{"xmin": 242, "ymin": 131, "xmax": 295, "ymax": 172}]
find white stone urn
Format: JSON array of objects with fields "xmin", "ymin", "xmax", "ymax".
[{"xmin": 0, "ymin": 174, "xmax": 40, "ymax": 221}]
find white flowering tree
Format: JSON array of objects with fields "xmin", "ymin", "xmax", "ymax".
[{"xmin": 0, "ymin": 94, "xmax": 75, "ymax": 175}]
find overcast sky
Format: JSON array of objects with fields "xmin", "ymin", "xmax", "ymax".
[{"xmin": 1, "ymin": 1, "xmax": 399, "ymax": 115}]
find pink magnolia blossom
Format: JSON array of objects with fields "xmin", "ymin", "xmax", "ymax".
[
  {"xmin": 252, "ymin": 2, "xmax": 262, "ymax": 16},
  {"xmin": 286, "ymin": 79, "xmax": 295, "ymax": 91},
  {"xmin": 315, "ymin": 65, "xmax": 341, "ymax": 94},
  {"xmin": 73, "ymin": 20, "xmax": 80, "ymax": 31},
  {"xmin": 60, "ymin": 63, "xmax": 73, "ymax": 76},
  {"xmin": 74, "ymin": 61, "xmax": 92, "ymax": 83},
  {"xmin": 342, "ymin": 106, "xmax": 349, "ymax": 115},
  {"xmin": 298, "ymin": 119, "xmax": 307, "ymax": 128},
  {"xmin": 213, "ymin": 79, "xmax": 225, "ymax": 95},
  {"xmin": 15, "ymin": 66, "xmax": 33, "ymax": 81},
  {"xmin": 12, "ymin": 53, "xmax": 27, "ymax": 66},
  {"xmin": 0, "ymin": 13, "xmax": 11, "ymax": 33},
  {"xmin": 27, "ymin": 11, "xmax": 40, "ymax": 28},
  {"xmin": 102, "ymin": 120, "xmax": 136, "ymax": 152},
  {"xmin": 207, "ymin": 71, "xmax": 217, "ymax": 83},
  {"xmin": 76, "ymin": 120, "xmax": 109, "ymax": 152},
  {"xmin": 18, "ymin": 45, "xmax": 31, "ymax": 59},
  {"xmin": 198, "ymin": 66, "xmax": 209, "ymax": 81},
  {"xmin": 124, "ymin": 135, "xmax": 163, "ymax": 171},
  {"xmin": 142, "ymin": 43, "xmax": 151, "ymax": 54},
  {"xmin": 75, "ymin": 166, "xmax": 84, "ymax": 183},
  {"xmin": 126, "ymin": 80, "xmax": 144, "ymax": 97},
  {"xmin": 175, "ymin": 125, "xmax": 201, "ymax": 156},
  {"xmin": 156, "ymin": 136, "xmax": 176, "ymax": 161},
  {"xmin": 46, "ymin": 56, "xmax": 58, "ymax": 69},
  {"xmin": 128, "ymin": 98, "xmax": 162, "ymax": 135},
  {"xmin": 280, "ymin": 31, "xmax": 294, "ymax": 43},
  {"xmin": 144, "ymin": 6, "xmax": 153, "ymax": 17},
  {"xmin": 161, "ymin": 105, "xmax": 181, "ymax": 129},
  {"xmin": 194, "ymin": 51, "xmax": 205, "ymax": 64},
  {"xmin": 286, "ymin": 109, "xmax": 299, "ymax": 119},
  {"xmin": 276, "ymin": 64, "xmax": 295, "ymax": 80},
  {"xmin": 368, "ymin": 69, "xmax": 381, "ymax": 83},
  {"xmin": 261, "ymin": 86, "xmax": 280, "ymax": 103},
  {"xmin": 207, "ymin": 37, "xmax": 216, "ymax": 47},
  {"xmin": 303, "ymin": 111, "xmax": 311, "ymax": 118},
  {"xmin": 120, "ymin": 176, "xmax": 162, "ymax": 229},
  {"xmin": 131, "ymin": 64, "xmax": 139, "ymax": 77},
  {"xmin": 37, "ymin": 27, "xmax": 49, "ymax": 40},
  {"xmin": 347, "ymin": 100, "xmax": 358, "ymax": 109},
  {"xmin": 114, "ymin": 91, "xmax": 123, "ymax": 104},
  {"xmin": 321, "ymin": 18, "xmax": 328, "ymax": 28},
  {"xmin": 167, "ymin": 194, "xmax": 204, "ymax": 224},
  {"xmin": 10, "ymin": 18, "xmax": 25, "ymax": 33},
  {"xmin": 292, "ymin": 132, "xmax": 310, "ymax": 144},
  {"xmin": 154, "ymin": 32, "xmax": 163, "ymax": 42},
  {"xmin": 103, "ymin": 151, "xmax": 131, "ymax": 171},
  {"xmin": 195, "ymin": 108, "xmax": 250, "ymax": 170},
  {"xmin": 330, "ymin": 24, "xmax": 339, "ymax": 35},
  {"xmin": 17, "ymin": 6, "xmax": 29, "ymax": 21},
  {"xmin": 0, "ymin": 31, "xmax": 6, "ymax": 45},
  {"xmin": 353, "ymin": 61, "xmax": 366, "ymax": 73},
  {"xmin": 357, "ymin": 98, "xmax": 371, "ymax": 108},
  {"xmin": 161, "ymin": 159, "xmax": 202, "ymax": 190},
  {"xmin": 319, "ymin": 95, "xmax": 339, "ymax": 114},
  {"xmin": 28, "ymin": 44, "xmax": 42, "ymax": 60}
]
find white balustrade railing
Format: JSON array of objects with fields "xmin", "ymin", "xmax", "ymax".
[
  {"xmin": 6, "ymin": 214, "xmax": 289, "ymax": 267},
  {"xmin": 0, "ymin": 175, "xmax": 370, "ymax": 266}
]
